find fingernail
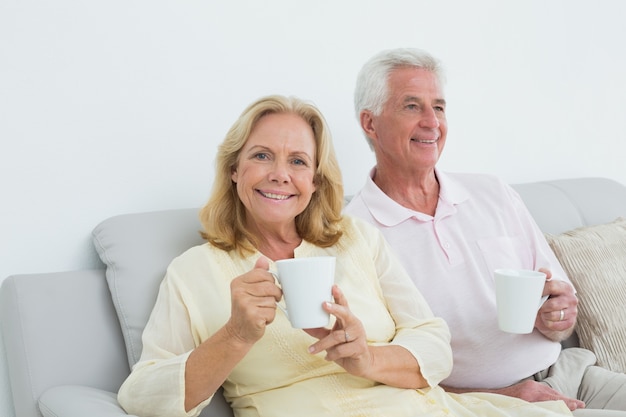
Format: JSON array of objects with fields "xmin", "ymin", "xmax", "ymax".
[{"xmin": 308, "ymin": 346, "xmax": 315, "ymax": 353}]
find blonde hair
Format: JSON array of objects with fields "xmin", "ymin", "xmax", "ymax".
[{"xmin": 200, "ymin": 95, "xmax": 344, "ymax": 255}]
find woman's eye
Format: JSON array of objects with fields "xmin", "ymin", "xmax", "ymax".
[
  {"xmin": 254, "ymin": 153, "xmax": 269, "ymax": 160},
  {"xmin": 292, "ymin": 158, "xmax": 307, "ymax": 166}
]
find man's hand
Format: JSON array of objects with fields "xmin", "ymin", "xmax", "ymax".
[
  {"xmin": 494, "ymin": 380, "xmax": 585, "ymax": 411},
  {"xmin": 535, "ymin": 268, "xmax": 578, "ymax": 341},
  {"xmin": 443, "ymin": 380, "xmax": 585, "ymax": 411}
]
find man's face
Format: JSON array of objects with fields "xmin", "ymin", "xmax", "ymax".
[{"xmin": 361, "ymin": 67, "xmax": 447, "ymax": 175}]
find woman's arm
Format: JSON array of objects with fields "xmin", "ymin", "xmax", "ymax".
[
  {"xmin": 361, "ymin": 220, "xmax": 453, "ymax": 387},
  {"xmin": 119, "ymin": 257, "xmax": 281, "ymax": 417},
  {"xmin": 184, "ymin": 257, "xmax": 281, "ymax": 410},
  {"xmin": 305, "ymin": 220, "xmax": 452, "ymax": 389},
  {"xmin": 306, "ymin": 285, "xmax": 428, "ymax": 389}
]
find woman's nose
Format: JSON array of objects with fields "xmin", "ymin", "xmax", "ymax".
[{"xmin": 269, "ymin": 162, "xmax": 290, "ymax": 183}]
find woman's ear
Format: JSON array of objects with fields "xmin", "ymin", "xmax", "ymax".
[{"xmin": 231, "ymin": 167, "xmax": 238, "ymax": 183}]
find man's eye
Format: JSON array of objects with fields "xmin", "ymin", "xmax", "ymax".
[{"xmin": 434, "ymin": 106, "xmax": 445, "ymax": 112}]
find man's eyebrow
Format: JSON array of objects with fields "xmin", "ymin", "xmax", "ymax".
[
  {"xmin": 402, "ymin": 95, "xmax": 421, "ymax": 103},
  {"xmin": 402, "ymin": 96, "xmax": 447, "ymax": 106}
]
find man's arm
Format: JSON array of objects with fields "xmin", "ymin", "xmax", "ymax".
[{"xmin": 441, "ymin": 379, "xmax": 585, "ymax": 411}]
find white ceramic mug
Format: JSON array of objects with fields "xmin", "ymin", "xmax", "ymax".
[
  {"xmin": 272, "ymin": 256, "xmax": 335, "ymax": 329},
  {"xmin": 494, "ymin": 268, "xmax": 548, "ymax": 334}
]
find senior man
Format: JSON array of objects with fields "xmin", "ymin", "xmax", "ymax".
[{"xmin": 344, "ymin": 47, "xmax": 626, "ymax": 416}]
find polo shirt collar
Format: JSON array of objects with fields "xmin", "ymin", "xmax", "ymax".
[{"xmin": 361, "ymin": 167, "xmax": 470, "ymax": 226}]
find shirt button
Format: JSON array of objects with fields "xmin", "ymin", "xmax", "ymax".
[{"xmin": 444, "ymin": 242, "xmax": 451, "ymax": 249}]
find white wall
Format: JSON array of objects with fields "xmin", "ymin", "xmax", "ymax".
[{"xmin": 1, "ymin": 1, "xmax": 625, "ymax": 415}]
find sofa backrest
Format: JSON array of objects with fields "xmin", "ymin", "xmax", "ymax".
[
  {"xmin": 92, "ymin": 208, "xmax": 205, "ymax": 368},
  {"xmin": 91, "ymin": 208, "xmax": 233, "ymax": 417},
  {"xmin": 511, "ymin": 177, "xmax": 626, "ymax": 234}
]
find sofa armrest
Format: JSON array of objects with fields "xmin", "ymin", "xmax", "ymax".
[{"xmin": 1, "ymin": 270, "xmax": 130, "ymax": 417}]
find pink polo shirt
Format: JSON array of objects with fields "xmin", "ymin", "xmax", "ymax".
[{"xmin": 344, "ymin": 168, "xmax": 568, "ymax": 389}]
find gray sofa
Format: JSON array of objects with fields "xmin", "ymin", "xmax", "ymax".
[{"xmin": 2, "ymin": 177, "xmax": 626, "ymax": 417}]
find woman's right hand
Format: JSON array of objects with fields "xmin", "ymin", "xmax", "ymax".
[
  {"xmin": 185, "ymin": 257, "xmax": 282, "ymax": 411},
  {"xmin": 225, "ymin": 256, "xmax": 282, "ymax": 344}
]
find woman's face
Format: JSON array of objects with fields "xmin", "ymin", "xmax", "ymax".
[{"xmin": 232, "ymin": 112, "xmax": 317, "ymax": 232}]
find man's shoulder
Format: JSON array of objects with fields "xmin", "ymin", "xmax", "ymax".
[
  {"xmin": 441, "ymin": 171, "xmax": 514, "ymax": 196},
  {"xmin": 343, "ymin": 188, "xmax": 370, "ymax": 215},
  {"xmin": 443, "ymin": 171, "xmax": 507, "ymax": 187}
]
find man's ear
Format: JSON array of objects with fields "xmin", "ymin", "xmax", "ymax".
[{"xmin": 360, "ymin": 110, "xmax": 378, "ymax": 140}]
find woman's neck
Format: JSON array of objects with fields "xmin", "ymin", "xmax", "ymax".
[{"xmin": 249, "ymin": 222, "xmax": 302, "ymax": 261}]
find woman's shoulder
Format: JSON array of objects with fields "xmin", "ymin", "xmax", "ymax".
[
  {"xmin": 340, "ymin": 214, "xmax": 373, "ymax": 234},
  {"xmin": 170, "ymin": 242, "xmax": 211, "ymax": 261},
  {"xmin": 167, "ymin": 242, "xmax": 239, "ymax": 272}
]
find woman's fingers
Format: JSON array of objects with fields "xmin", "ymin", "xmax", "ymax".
[
  {"xmin": 228, "ymin": 257, "xmax": 282, "ymax": 342},
  {"xmin": 307, "ymin": 286, "xmax": 364, "ymax": 355}
]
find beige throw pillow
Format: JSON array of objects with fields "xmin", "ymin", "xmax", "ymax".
[{"xmin": 545, "ymin": 217, "xmax": 626, "ymax": 373}]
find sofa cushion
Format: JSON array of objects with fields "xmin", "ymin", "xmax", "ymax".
[
  {"xmin": 545, "ymin": 217, "xmax": 626, "ymax": 373},
  {"xmin": 39, "ymin": 386, "xmax": 124, "ymax": 417},
  {"xmin": 39, "ymin": 384, "xmax": 233, "ymax": 417},
  {"xmin": 92, "ymin": 208, "xmax": 205, "ymax": 367}
]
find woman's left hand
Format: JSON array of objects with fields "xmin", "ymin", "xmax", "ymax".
[{"xmin": 304, "ymin": 285, "xmax": 373, "ymax": 378}]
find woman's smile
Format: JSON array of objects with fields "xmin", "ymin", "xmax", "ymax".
[{"xmin": 256, "ymin": 190, "xmax": 294, "ymax": 200}]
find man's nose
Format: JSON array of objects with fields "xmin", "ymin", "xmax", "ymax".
[{"xmin": 419, "ymin": 107, "xmax": 440, "ymax": 128}]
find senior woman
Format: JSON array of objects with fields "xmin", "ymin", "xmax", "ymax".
[{"xmin": 117, "ymin": 95, "xmax": 571, "ymax": 417}]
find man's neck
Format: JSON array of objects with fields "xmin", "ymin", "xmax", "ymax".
[{"xmin": 373, "ymin": 166, "xmax": 440, "ymax": 216}]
